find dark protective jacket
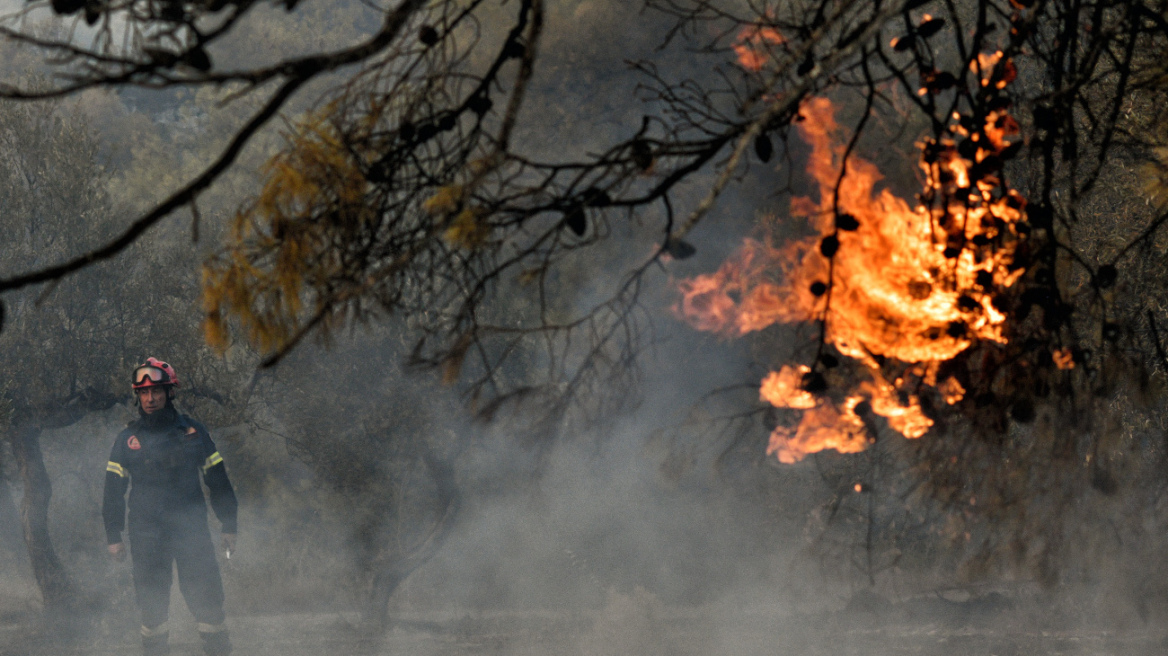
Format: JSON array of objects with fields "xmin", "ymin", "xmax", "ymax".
[{"xmin": 102, "ymin": 406, "xmax": 237, "ymax": 544}]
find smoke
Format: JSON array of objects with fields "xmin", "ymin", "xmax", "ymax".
[
  {"xmin": 404, "ymin": 433, "xmax": 786, "ymax": 610},
  {"xmin": 4, "ymin": 1, "xmax": 1168, "ymax": 655},
  {"xmin": 5, "ymin": 336, "xmax": 1168, "ymax": 653}
]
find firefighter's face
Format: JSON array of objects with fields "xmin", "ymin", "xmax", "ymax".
[{"xmin": 137, "ymin": 386, "xmax": 169, "ymax": 414}]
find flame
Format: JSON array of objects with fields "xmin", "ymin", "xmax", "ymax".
[
  {"xmin": 938, "ymin": 375, "xmax": 966, "ymax": 404},
  {"xmin": 734, "ymin": 22, "xmax": 784, "ymax": 72},
  {"xmin": 760, "ymin": 365, "xmax": 818, "ymax": 409},
  {"xmin": 680, "ymin": 54, "xmax": 1026, "ymax": 462},
  {"xmin": 767, "ymin": 398, "xmax": 869, "ymax": 464}
]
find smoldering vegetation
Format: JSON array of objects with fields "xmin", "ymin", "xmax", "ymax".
[{"xmin": 3, "ymin": 0, "xmax": 1168, "ymax": 654}]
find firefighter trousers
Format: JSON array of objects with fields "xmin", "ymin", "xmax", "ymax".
[{"xmin": 129, "ymin": 516, "xmax": 226, "ymax": 629}]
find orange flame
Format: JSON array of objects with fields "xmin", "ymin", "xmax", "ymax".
[
  {"xmin": 760, "ymin": 365, "xmax": 818, "ymax": 409},
  {"xmin": 679, "ymin": 55, "xmax": 1026, "ymax": 462},
  {"xmin": 733, "ymin": 22, "xmax": 784, "ymax": 72}
]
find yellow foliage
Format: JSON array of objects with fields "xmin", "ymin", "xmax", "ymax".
[
  {"xmin": 442, "ymin": 333, "xmax": 473, "ymax": 385},
  {"xmin": 202, "ymin": 101, "xmax": 371, "ymax": 356},
  {"xmin": 443, "ymin": 206, "xmax": 489, "ymax": 250},
  {"xmin": 203, "ymin": 311, "xmax": 229, "ymax": 353},
  {"xmin": 249, "ymin": 103, "xmax": 367, "ymax": 232},
  {"xmin": 1144, "ymin": 147, "xmax": 1168, "ymax": 208},
  {"xmin": 204, "ymin": 91, "xmax": 492, "ymax": 357},
  {"xmin": 422, "ymin": 184, "xmax": 463, "ymax": 216}
]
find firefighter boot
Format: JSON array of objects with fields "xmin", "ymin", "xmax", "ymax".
[
  {"xmin": 140, "ymin": 626, "xmax": 170, "ymax": 656},
  {"xmin": 199, "ymin": 628, "xmax": 232, "ymax": 656}
]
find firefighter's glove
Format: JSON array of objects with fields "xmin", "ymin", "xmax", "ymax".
[{"xmin": 108, "ymin": 542, "xmax": 127, "ymax": 562}]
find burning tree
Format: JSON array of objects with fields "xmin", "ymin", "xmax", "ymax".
[
  {"xmin": 672, "ymin": 0, "xmax": 1168, "ymax": 581},
  {"xmin": 1, "ymin": 0, "xmax": 1168, "ymax": 585},
  {"xmin": 679, "ymin": 83, "xmax": 1028, "ymax": 463}
]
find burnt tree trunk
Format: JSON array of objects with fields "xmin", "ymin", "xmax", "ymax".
[
  {"xmin": 9, "ymin": 425, "xmax": 73, "ymax": 609},
  {"xmin": 363, "ymin": 441, "xmax": 461, "ymax": 628}
]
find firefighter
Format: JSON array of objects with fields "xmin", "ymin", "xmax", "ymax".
[{"xmin": 103, "ymin": 358, "xmax": 237, "ymax": 656}]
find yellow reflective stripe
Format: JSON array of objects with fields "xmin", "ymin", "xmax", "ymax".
[
  {"xmin": 106, "ymin": 461, "xmax": 126, "ymax": 478},
  {"xmin": 203, "ymin": 452, "xmax": 223, "ymax": 472}
]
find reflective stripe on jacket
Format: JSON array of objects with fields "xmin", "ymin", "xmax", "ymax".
[{"xmin": 102, "ymin": 409, "xmax": 237, "ymax": 544}]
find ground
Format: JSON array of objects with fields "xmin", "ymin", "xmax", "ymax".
[{"xmin": 2, "ymin": 591, "xmax": 1167, "ymax": 656}]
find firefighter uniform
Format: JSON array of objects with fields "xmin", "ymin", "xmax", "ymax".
[{"xmin": 103, "ymin": 405, "xmax": 237, "ymax": 656}]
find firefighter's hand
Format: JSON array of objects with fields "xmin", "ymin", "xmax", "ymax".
[
  {"xmin": 221, "ymin": 533, "xmax": 236, "ymax": 557},
  {"xmin": 108, "ymin": 542, "xmax": 126, "ymax": 562}
]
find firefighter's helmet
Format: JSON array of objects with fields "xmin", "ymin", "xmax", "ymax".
[{"xmin": 131, "ymin": 357, "xmax": 180, "ymax": 390}]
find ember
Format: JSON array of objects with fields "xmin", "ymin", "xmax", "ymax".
[{"xmin": 679, "ymin": 51, "xmax": 1028, "ymax": 463}]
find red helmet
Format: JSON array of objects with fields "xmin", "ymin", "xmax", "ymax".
[{"xmin": 131, "ymin": 357, "xmax": 180, "ymax": 390}]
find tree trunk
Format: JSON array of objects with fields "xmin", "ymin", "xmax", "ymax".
[
  {"xmin": 363, "ymin": 443, "xmax": 461, "ymax": 627},
  {"xmin": 9, "ymin": 426, "xmax": 73, "ymax": 609},
  {"xmin": 3, "ymin": 388, "xmax": 118, "ymax": 612},
  {"xmin": 0, "ymin": 472, "xmax": 26, "ymax": 559}
]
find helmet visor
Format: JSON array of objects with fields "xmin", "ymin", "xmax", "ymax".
[{"xmin": 132, "ymin": 365, "xmax": 171, "ymax": 386}]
